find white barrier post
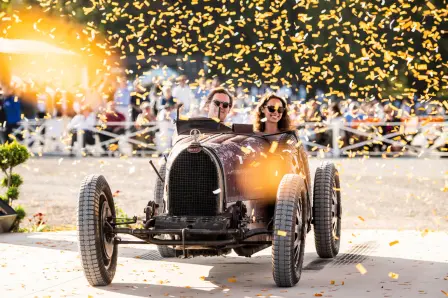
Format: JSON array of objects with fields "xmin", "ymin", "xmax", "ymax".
[{"xmin": 332, "ymin": 122, "xmax": 341, "ymax": 158}]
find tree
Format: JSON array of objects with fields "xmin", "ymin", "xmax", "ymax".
[{"xmin": 0, "ymin": 141, "xmax": 30, "ymax": 231}]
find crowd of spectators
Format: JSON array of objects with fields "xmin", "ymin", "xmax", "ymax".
[{"xmin": 0, "ymin": 74, "xmax": 446, "ymax": 156}]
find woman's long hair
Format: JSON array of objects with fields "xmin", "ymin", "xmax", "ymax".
[{"xmin": 253, "ymin": 93, "xmax": 292, "ymax": 132}]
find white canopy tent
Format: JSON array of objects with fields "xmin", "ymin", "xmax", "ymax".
[
  {"xmin": 0, "ymin": 38, "xmax": 88, "ymax": 88},
  {"xmin": 0, "ymin": 38, "xmax": 76, "ymax": 55}
]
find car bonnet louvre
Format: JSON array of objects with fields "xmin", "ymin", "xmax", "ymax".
[{"xmin": 168, "ymin": 150, "xmax": 219, "ymax": 216}]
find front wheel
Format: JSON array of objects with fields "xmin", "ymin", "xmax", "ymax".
[
  {"xmin": 272, "ymin": 174, "xmax": 307, "ymax": 287},
  {"xmin": 313, "ymin": 162, "xmax": 341, "ymax": 258},
  {"xmin": 78, "ymin": 175, "xmax": 118, "ymax": 286}
]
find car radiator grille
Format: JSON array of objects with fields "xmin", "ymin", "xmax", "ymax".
[{"xmin": 168, "ymin": 150, "xmax": 219, "ymax": 216}]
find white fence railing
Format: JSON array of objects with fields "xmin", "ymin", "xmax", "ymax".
[{"xmin": 5, "ymin": 118, "xmax": 447, "ymax": 158}]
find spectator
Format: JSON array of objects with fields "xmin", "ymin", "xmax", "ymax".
[
  {"xmin": 2, "ymin": 85, "xmax": 22, "ymax": 142},
  {"xmin": 344, "ymin": 102, "xmax": 366, "ymax": 123},
  {"xmin": 194, "ymin": 77, "xmax": 209, "ymax": 103},
  {"xmin": 98, "ymin": 101, "xmax": 126, "ymax": 155},
  {"xmin": 66, "ymin": 105, "xmax": 96, "ymax": 157},
  {"xmin": 172, "ymin": 75, "xmax": 195, "ymax": 114},
  {"xmin": 155, "ymin": 97, "xmax": 177, "ymax": 153},
  {"xmin": 130, "ymin": 79, "xmax": 149, "ymax": 122},
  {"xmin": 136, "ymin": 102, "xmax": 156, "ymax": 129},
  {"xmin": 160, "ymin": 85, "xmax": 175, "ymax": 107},
  {"xmin": 113, "ymin": 77, "xmax": 131, "ymax": 120},
  {"xmin": 133, "ymin": 102, "xmax": 157, "ymax": 153}
]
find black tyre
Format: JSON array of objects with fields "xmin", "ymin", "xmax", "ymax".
[
  {"xmin": 153, "ymin": 163, "xmax": 178, "ymax": 258},
  {"xmin": 77, "ymin": 175, "xmax": 117, "ymax": 286},
  {"xmin": 272, "ymin": 174, "xmax": 307, "ymax": 287},
  {"xmin": 313, "ymin": 162, "xmax": 341, "ymax": 258}
]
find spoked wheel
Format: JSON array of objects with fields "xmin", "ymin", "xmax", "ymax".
[
  {"xmin": 272, "ymin": 174, "xmax": 307, "ymax": 287},
  {"xmin": 78, "ymin": 175, "xmax": 118, "ymax": 286},
  {"xmin": 313, "ymin": 162, "xmax": 341, "ymax": 258}
]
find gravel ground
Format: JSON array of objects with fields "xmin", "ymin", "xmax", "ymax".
[{"xmin": 13, "ymin": 156, "xmax": 448, "ymax": 230}]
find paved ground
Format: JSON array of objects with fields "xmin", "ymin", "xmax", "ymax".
[
  {"xmin": 0, "ymin": 229, "xmax": 446, "ymax": 298},
  {"xmin": 14, "ymin": 157, "xmax": 448, "ymax": 230}
]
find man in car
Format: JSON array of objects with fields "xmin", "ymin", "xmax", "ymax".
[{"xmin": 204, "ymin": 87, "xmax": 234, "ymax": 122}]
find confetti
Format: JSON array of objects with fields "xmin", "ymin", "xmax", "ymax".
[
  {"xmin": 269, "ymin": 141, "xmax": 278, "ymax": 153},
  {"xmin": 213, "ymin": 188, "xmax": 221, "ymax": 194},
  {"xmin": 388, "ymin": 272, "xmax": 399, "ymax": 279},
  {"xmin": 227, "ymin": 277, "xmax": 237, "ymax": 283},
  {"xmin": 109, "ymin": 144, "xmax": 119, "ymax": 152},
  {"xmin": 358, "ymin": 216, "xmax": 365, "ymax": 222},
  {"xmin": 356, "ymin": 263, "xmax": 367, "ymax": 275},
  {"xmin": 389, "ymin": 240, "xmax": 399, "ymax": 246},
  {"xmin": 442, "ymin": 290, "xmax": 448, "ymax": 296},
  {"xmin": 277, "ymin": 230, "xmax": 287, "ymax": 236},
  {"xmin": 240, "ymin": 147, "xmax": 251, "ymax": 155}
]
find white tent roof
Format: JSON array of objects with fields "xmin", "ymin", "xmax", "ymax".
[{"xmin": 0, "ymin": 38, "xmax": 76, "ymax": 55}]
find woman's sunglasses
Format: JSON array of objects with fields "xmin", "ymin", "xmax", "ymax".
[
  {"xmin": 266, "ymin": 105, "xmax": 285, "ymax": 114},
  {"xmin": 213, "ymin": 100, "xmax": 230, "ymax": 109}
]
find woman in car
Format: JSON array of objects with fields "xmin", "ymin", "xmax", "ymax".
[{"xmin": 253, "ymin": 93, "xmax": 292, "ymax": 134}]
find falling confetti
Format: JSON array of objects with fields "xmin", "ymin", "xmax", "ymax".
[
  {"xmin": 213, "ymin": 188, "xmax": 221, "ymax": 194},
  {"xmin": 227, "ymin": 277, "xmax": 237, "ymax": 283},
  {"xmin": 269, "ymin": 141, "xmax": 278, "ymax": 154},
  {"xmin": 356, "ymin": 263, "xmax": 367, "ymax": 275}
]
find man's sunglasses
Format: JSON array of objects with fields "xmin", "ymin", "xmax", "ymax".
[
  {"xmin": 266, "ymin": 105, "xmax": 285, "ymax": 114},
  {"xmin": 213, "ymin": 100, "xmax": 230, "ymax": 109}
]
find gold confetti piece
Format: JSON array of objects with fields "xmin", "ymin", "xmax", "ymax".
[
  {"xmin": 212, "ymin": 117, "xmax": 220, "ymax": 123},
  {"xmin": 330, "ymin": 280, "xmax": 335, "ymax": 285},
  {"xmin": 356, "ymin": 263, "xmax": 367, "ymax": 275},
  {"xmin": 277, "ymin": 230, "xmax": 287, "ymax": 236},
  {"xmin": 441, "ymin": 290, "xmax": 448, "ymax": 296},
  {"xmin": 388, "ymin": 272, "xmax": 399, "ymax": 279},
  {"xmin": 227, "ymin": 277, "xmax": 237, "ymax": 283},
  {"xmin": 389, "ymin": 240, "xmax": 399, "ymax": 246},
  {"xmin": 179, "ymin": 115, "xmax": 189, "ymax": 120},
  {"xmin": 241, "ymin": 147, "xmax": 251, "ymax": 154},
  {"xmin": 109, "ymin": 144, "xmax": 119, "ymax": 152},
  {"xmin": 358, "ymin": 216, "xmax": 365, "ymax": 222},
  {"xmin": 342, "ymin": 281, "xmax": 345, "ymax": 285},
  {"xmin": 314, "ymin": 294, "xmax": 323, "ymax": 297},
  {"xmin": 200, "ymin": 276, "xmax": 206, "ymax": 281},
  {"xmin": 426, "ymin": 2, "xmax": 436, "ymax": 10},
  {"xmin": 269, "ymin": 141, "xmax": 278, "ymax": 153}
]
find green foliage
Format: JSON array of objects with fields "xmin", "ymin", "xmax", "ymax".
[
  {"xmin": 11, "ymin": 205, "xmax": 26, "ymax": 232},
  {"xmin": 114, "ymin": 203, "xmax": 133, "ymax": 228},
  {"xmin": 0, "ymin": 141, "xmax": 30, "ymax": 171},
  {"xmin": 0, "ymin": 195, "xmax": 7, "ymax": 204},
  {"xmin": 2, "ymin": 174, "xmax": 23, "ymax": 188},
  {"xmin": 14, "ymin": 205, "xmax": 26, "ymax": 221},
  {"xmin": 6, "ymin": 186, "xmax": 19, "ymax": 201},
  {"xmin": 0, "ymin": 141, "xmax": 30, "ymax": 231}
]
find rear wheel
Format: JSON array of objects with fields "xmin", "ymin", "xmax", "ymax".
[
  {"xmin": 78, "ymin": 175, "xmax": 117, "ymax": 286},
  {"xmin": 153, "ymin": 163, "xmax": 179, "ymax": 258},
  {"xmin": 272, "ymin": 174, "xmax": 307, "ymax": 287},
  {"xmin": 313, "ymin": 162, "xmax": 341, "ymax": 258}
]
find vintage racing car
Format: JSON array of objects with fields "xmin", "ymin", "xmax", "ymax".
[{"xmin": 77, "ymin": 116, "xmax": 342, "ymax": 287}]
